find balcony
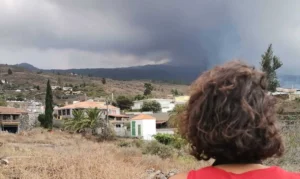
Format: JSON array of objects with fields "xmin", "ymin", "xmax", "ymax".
[{"xmin": 0, "ymin": 119, "xmax": 20, "ymax": 126}]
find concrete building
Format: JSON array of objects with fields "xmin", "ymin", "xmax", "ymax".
[
  {"xmin": 109, "ymin": 114, "xmax": 130, "ymax": 137},
  {"xmin": 174, "ymin": 96, "xmax": 190, "ymax": 105},
  {"xmin": 0, "ymin": 106, "xmax": 28, "ymax": 133},
  {"xmin": 132, "ymin": 98, "xmax": 175, "ymax": 113},
  {"xmin": 130, "ymin": 114, "xmax": 156, "ymax": 140}
]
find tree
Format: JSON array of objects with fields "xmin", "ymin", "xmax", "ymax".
[
  {"xmin": 0, "ymin": 95, "xmax": 7, "ymax": 106},
  {"xmin": 38, "ymin": 114, "xmax": 46, "ymax": 128},
  {"xmin": 141, "ymin": 101, "xmax": 161, "ymax": 113},
  {"xmin": 44, "ymin": 79, "xmax": 54, "ymax": 130},
  {"xmin": 168, "ymin": 104, "xmax": 186, "ymax": 128},
  {"xmin": 171, "ymin": 89, "xmax": 180, "ymax": 96},
  {"xmin": 134, "ymin": 94, "xmax": 145, "ymax": 100},
  {"xmin": 57, "ymin": 77, "xmax": 63, "ymax": 87},
  {"xmin": 8, "ymin": 68, "xmax": 13, "ymax": 75},
  {"xmin": 260, "ymin": 44, "xmax": 283, "ymax": 92},
  {"xmin": 116, "ymin": 96, "xmax": 134, "ymax": 110},
  {"xmin": 144, "ymin": 83, "xmax": 154, "ymax": 96},
  {"xmin": 64, "ymin": 108, "xmax": 112, "ymax": 136},
  {"xmin": 101, "ymin": 78, "xmax": 106, "ymax": 85}
]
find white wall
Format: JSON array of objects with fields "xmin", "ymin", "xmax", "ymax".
[
  {"xmin": 131, "ymin": 119, "xmax": 156, "ymax": 140},
  {"xmin": 132, "ymin": 101, "xmax": 143, "ymax": 110},
  {"xmin": 157, "ymin": 128, "xmax": 175, "ymax": 135},
  {"xmin": 132, "ymin": 99, "xmax": 175, "ymax": 113},
  {"xmin": 142, "ymin": 119, "xmax": 156, "ymax": 140}
]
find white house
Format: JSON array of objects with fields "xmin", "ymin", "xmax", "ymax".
[
  {"xmin": 132, "ymin": 99, "xmax": 175, "ymax": 113},
  {"xmin": 51, "ymin": 86, "xmax": 61, "ymax": 90},
  {"xmin": 174, "ymin": 96, "xmax": 190, "ymax": 105},
  {"xmin": 63, "ymin": 87, "xmax": 73, "ymax": 91},
  {"xmin": 131, "ymin": 114, "xmax": 156, "ymax": 140},
  {"xmin": 56, "ymin": 101, "xmax": 120, "ymax": 119}
]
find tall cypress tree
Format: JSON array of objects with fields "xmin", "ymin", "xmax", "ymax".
[
  {"xmin": 260, "ymin": 44, "xmax": 283, "ymax": 92},
  {"xmin": 45, "ymin": 79, "xmax": 53, "ymax": 130}
]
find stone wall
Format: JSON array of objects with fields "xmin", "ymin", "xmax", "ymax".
[{"xmin": 19, "ymin": 114, "xmax": 31, "ymax": 131}]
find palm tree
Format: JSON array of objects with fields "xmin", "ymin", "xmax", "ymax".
[
  {"xmin": 63, "ymin": 109, "xmax": 85, "ymax": 132},
  {"xmin": 168, "ymin": 104, "xmax": 186, "ymax": 128},
  {"xmin": 63, "ymin": 108, "xmax": 103, "ymax": 133}
]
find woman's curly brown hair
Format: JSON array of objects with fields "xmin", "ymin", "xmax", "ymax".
[{"xmin": 180, "ymin": 60, "xmax": 284, "ymax": 162}]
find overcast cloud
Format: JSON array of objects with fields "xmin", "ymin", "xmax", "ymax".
[{"xmin": 0, "ymin": 0, "xmax": 299, "ymax": 73}]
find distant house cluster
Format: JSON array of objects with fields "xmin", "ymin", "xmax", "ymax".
[
  {"xmin": 272, "ymin": 87, "xmax": 300, "ymax": 100},
  {"xmin": 131, "ymin": 95, "xmax": 190, "ymax": 113},
  {"xmin": 51, "ymin": 86, "xmax": 83, "ymax": 96}
]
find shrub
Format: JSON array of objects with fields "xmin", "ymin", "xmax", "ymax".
[
  {"xmin": 38, "ymin": 114, "xmax": 46, "ymax": 127},
  {"xmin": 131, "ymin": 139, "xmax": 144, "ymax": 148},
  {"xmin": 154, "ymin": 133, "xmax": 174, "ymax": 145},
  {"xmin": 118, "ymin": 140, "xmax": 131, "ymax": 148},
  {"xmin": 142, "ymin": 140, "xmax": 173, "ymax": 159},
  {"xmin": 153, "ymin": 133, "xmax": 186, "ymax": 149}
]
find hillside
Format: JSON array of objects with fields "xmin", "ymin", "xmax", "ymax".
[
  {"xmin": 0, "ymin": 64, "xmax": 189, "ymax": 105},
  {"xmin": 17, "ymin": 63, "xmax": 300, "ymax": 88},
  {"xmin": 18, "ymin": 63, "xmax": 203, "ymax": 84}
]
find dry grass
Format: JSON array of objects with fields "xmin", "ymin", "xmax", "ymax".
[
  {"xmin": 0, "ymin": 129, "xmax": 203, "ymax": 179},
  {"xmin": 1, "ymin": 121, "xmax": 299, "ymax": 179}
]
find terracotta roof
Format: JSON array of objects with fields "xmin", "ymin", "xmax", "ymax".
[
  {"xmin": 57, "ymin": 101, "xmax": 118, "ymax": 110},
  {"xmin": 0, "ymin": 107, "xmax": 27, "ymax": 115},
  {"xmin": 131, "ymin": 114, "xmax": 156, "ymax": 120}
]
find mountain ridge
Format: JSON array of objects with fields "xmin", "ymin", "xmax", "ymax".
[{"xmin": 14, "ymin": 62, "xmax": 300, "ymax": 87}]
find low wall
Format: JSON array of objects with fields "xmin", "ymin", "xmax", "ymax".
[{"xmin": 156, "ymin": 128, "xmax": 175, "ymax": 135}]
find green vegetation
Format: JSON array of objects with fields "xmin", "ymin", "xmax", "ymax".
[
  {"xmin": 144, "ymin": 83, "xmax": 154, "ymax": 96},
  {"xmin": 0, "ymin": 95, "xmax": 7, "ymax": 106},
  {"xmin": 142, "ymin": 140, "xmax": 174, "ymax": 159},
  {"xmin": 168, "ymin": 104, "xmax": 186, "ymax": 128},
  {"xmin": 38, "ymin": 114, "xmax": 46, "ymax": 127},
  {"xmin": 8, "ymin": 68, "xmax": 13, "ymax": 75},
  {"xmin": 116, "ymin": 96, "xmax": 134, "ymax": 110},
  {"xmin": 260, "ymin": 44, "xmax": 283, "ymax": 92},
  {"xmin": 64, "ymin": 108, "xmax": 101, "ymax": 133},
  {"xmin": 141, "ymin": 101, "xmax": 161, "ymax": 112},
  {"xmin": 44, "ymin": 79, "xmax": 54, "ymax": 130},
  {"xmin": 63, "ymin": 108, "xmax": 114, "ymax": 139},
  {"xmin": 153, "ymin": 133, "xmax": 186, "ymax": 149},
  {"xmin": 101, "ymin": 78, "xmax": 106, "ymax": 85},
  {"xmin": 134, "ymin": 94, "xmax": 146, "ymax": 100},
  {"xmin": 171, "ymin": 89, "xmax": 183, "ymax": 96}
]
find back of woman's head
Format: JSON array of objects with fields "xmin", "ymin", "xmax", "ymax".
[{"xmin": 181, "ymin": 60, "xmax": 284, "ymax": 162}]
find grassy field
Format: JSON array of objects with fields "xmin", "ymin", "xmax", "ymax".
[
  {"xmin": 0, "ymin": 129, "xmax": 204, "ymax": 179},
  {"xmin": 1, "ymin": 122, "xmax": 300, "ymax": 179}
]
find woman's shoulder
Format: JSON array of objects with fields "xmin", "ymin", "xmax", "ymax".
[
  {"xmin": 170, "ymin": 167, "xmax": 213, "ymax": 179},
  {"xmin": 170, "ymin": 166, "xmax": 300, "ymax": 179}
]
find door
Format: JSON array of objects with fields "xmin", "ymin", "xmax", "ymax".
[
  {"xmin": 131, "ymin": 121, "xmax": 136, "ymax": 136},
  {"xmin": 138, "ymin": 124, "xmax": 141, "ymax": 136}
]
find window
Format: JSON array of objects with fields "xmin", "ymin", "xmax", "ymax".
[
  {"xmin": 62, "ymin": 110, "xmax": 66, "ymax": 115},
  {"xmin": 58, "ymin": 110, "xmax": 61, "ymax": 116},
  {"xmin": 116, "ymin": 124, "xmax": 121, "ymax": 128},
  {"xmin": 67, "ymin": 109, "xmax": 70, "ymax": 115},
  {"xmin": 3, "ymin": 115, "xmax": 10, "ymax": 120}
]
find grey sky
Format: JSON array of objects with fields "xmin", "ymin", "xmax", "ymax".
[{"xmin": 0, "ymin": 0, "xmax": 299, "ymax": 74}]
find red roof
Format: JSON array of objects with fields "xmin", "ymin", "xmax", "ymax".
[
  {"xmin": 0, "ymin": 107, "xmax": 27, "ymax": 115},
  {"xmin": 131, "ymin": 114, "xmax": 156, "ymax": 120},
  {"xmin": 58, "ymin": 101, "xmax": 118, "ymax": 110}
]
